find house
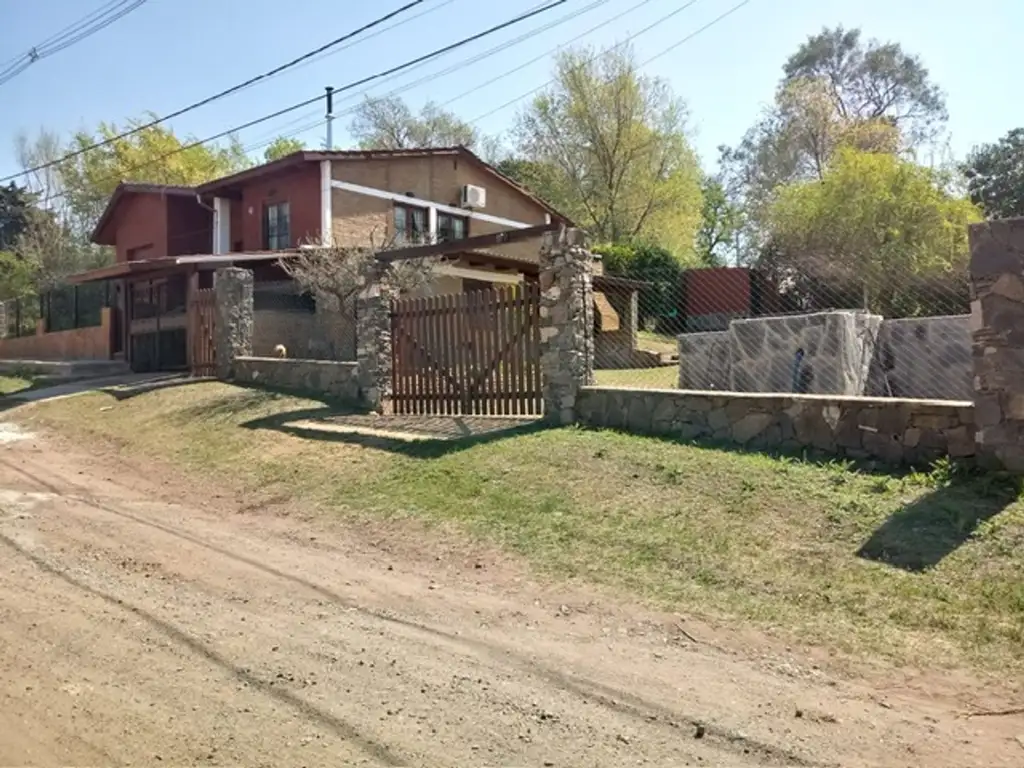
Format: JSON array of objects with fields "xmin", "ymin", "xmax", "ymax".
[{"xmin": 46, "ymin": 145, "xmax": 641, "ymax": 373}]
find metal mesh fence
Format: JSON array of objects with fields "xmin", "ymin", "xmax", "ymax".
[{"xmin": 590, "ymin": 260, "xmax": 973, "ymax": 402}]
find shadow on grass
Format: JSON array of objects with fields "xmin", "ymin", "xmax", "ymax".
[{"xmin": 857, "ymin": 473, "xmax": 1023, "ymax": 572}]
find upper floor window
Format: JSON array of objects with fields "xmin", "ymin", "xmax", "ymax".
[
  {"xmin": 437, "ymin": 212, "xmax": 468, "ymax": 242},
  {"xmin": 263, "ymin": 202, "xmax": 291, "ymax": 250},
  {"xmin": 393, "ymin": 203, "xmax": 427, "ymax": 243}
]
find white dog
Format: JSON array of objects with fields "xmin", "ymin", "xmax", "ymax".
[{"xmin": 273, "ymin": 344, "xmax": 288, "ymax": 358}]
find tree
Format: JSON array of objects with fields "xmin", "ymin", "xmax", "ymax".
[
  {"xmin": 350, "ymin": 96, "xmax": 483, "ymax": 150},
  {"xmin": 280, "ymin": 237, "xmax": 437, "ymax": 360},
  {"xmin": 765, "ymin": 146, "xmax": 981, "ymax": 317},
  {"xmin": 593, "ymin": 241, "xmax": 683, "ymax": 332},
  {"xmin": 695, "ymin": 177, "xmax": 741, "ymax": 266},
  {"xmin": 0, "ymin": 250, "xmax": 35, "ymax": 301},
  {"xmin": 264, "ymin": 136, "xmax": 306, "ymax": 163},
  {"xmin": 963, "ymin": 128, "xmax": 1024, "ymax": 219},
  {"xmin": 722, "ymin": 27, "xmax": 946, "ymax": 258},
  {"xmin": 59, "ymin": 114, "xmax": 251, "ymax": 235},
  {"xmin": 782, "ymin": 26, "xmax": 946, "ymax": 147},
  {"xmin": 0, "ymin": 183, "xmax": 35, "ymax": 251},
  {"xmin": 513, "ymin": 45, "xmax": 703, "ymax": 258}
]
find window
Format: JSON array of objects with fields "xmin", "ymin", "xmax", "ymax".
[
  {"xmin": 437, "ymin": 212, "xmax": 468, "ymax": 243},
  {"xmin": 393, "ymin": 203, "xmax": 427, "ymax": 243},
  {"xmin": 263, "ymin": 202, "xmax": 291, "ymax": 250}
]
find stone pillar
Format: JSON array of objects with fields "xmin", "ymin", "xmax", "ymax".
[
  {"xmin": 539, "ymin": 227, "xmax": 594, "ymax": 424},
  {"xmin": 214, "ymin": 267, "xmax": 253, "ymax": 380},
  {"xmin": 968, "ymin": 219, "xmax": 1024, "ymax": 472},
  {"xmin": 355, "ymin": 257, "xmax": 398, "ymax": 413}
]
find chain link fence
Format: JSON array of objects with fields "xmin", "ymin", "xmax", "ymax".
[{"xmin": 591, "ymin": 261, "xmax": 973, "ymax": 402}]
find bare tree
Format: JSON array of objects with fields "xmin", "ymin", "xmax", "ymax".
[{"xmin": 279, "ymin": 237, "xmax": 438, "ymax": 316}]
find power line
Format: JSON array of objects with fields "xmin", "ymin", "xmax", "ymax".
[
  {"xmin": 465, "ymin": 0, "xmax": 748, "ymax": 125},
  {"xmin": 0, "ymin": 1, "xmax": 150, "ymax": 86},
  {"xmin": 434, "ymin": 0, "xmax": 662, "ymax": 111},
  {"xmin": 34, "ymin": 0, "xmax": 571, "ymax": 205},
  {"xmin": 2, "ymin": 0, "xmax": 430, "ymax": 182},
  {"xmin": 294, "ymin": 0, "xmax": 616, "ymax": 129}
]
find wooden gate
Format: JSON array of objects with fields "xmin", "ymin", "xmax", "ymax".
[
  {"xmin": 187, "ymin": 287, "xmax": 216, "ymax": 376},
  {"xmin": 390, "ymin": 283, "xmax": 542, "ymax": 416}
]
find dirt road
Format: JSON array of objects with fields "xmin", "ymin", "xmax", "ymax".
[{"xmin": 0, "ymin": 424, "xmax": 1020, "ymax": 767}]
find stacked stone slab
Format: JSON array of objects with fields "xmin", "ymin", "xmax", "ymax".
[
  {"xmin": 968, "ymin": 219, "xmax": 1024, "ymax": 472},
  {"xmin": 538, "ymin": 228, "xmax": 594, "ymax": 424}
]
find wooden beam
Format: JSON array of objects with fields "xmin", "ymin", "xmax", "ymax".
[{"xmin": 376, "ymin": 222, "xmax": 560, "ymax": 263}]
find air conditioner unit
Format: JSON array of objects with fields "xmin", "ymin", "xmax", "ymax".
[{"xmin": 460, "ymin": 184, "xmax": 487, "ymax": 209}]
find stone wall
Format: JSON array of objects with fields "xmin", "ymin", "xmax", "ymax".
[
  {"xmin": 729, "ymin": 311, "xmax": 880, "ymax": 396},
  {"xmin": 968, "ymin": 219, "xmax": 1024, "ymax": 472},
  {"xmin": 215, "ymin": 268, "xmax": 254, "ymax": 379},
  {"xmin": 868, "ymin": 315, "xmax": 972, "ymax": 400},
  {"xmin": 677, "ymin": 311, "xmax": 973, "ymax": 401},
  {"xmin": 539, "ymin": 228, "xmax": 594, "ymax": 424},
  {"xmin": 576, "ymin": 386, "xmax": 976, "ymax": 466},
  {"xmin": 234, "ymin": 357, "xmax": 361, "ymax": 404},
  {"xmin": 677, "ymin": 330, "xmax": 730, "ymax": 390}
]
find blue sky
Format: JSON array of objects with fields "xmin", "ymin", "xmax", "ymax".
[{"xmin": 1, "ymin": 0, "xmax": 1019, "ymax": 180}]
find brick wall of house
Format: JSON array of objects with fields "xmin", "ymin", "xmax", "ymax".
[
  {"xmin": 115, "ymin": 194, "xmax": 168, "ymax": 262},
  {"xmin": 238, "ymin": 163, "xmax": 321, "ymax": 251},
  {"xmin": 0, "ymin": 309, "xmax": 113, "ymax": 361}
]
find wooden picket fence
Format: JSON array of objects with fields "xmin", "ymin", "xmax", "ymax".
[
  {"xmin": 187, "ymin": 287, "xmax": 216, "ymax": 376},
  {"xmin": 390, "ymin": 283, "xmax": 542, "ymax": 416}
]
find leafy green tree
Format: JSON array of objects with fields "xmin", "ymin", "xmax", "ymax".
[
  {"xmin": 695, "ymin": 177, "xmax": 741, "ymax": 266},
  {"xmin": 0, "ymin": 183, "xmax": 35, "ymax": 251},
  {"xmin": 263, "ymin": 136, "xmax": 306, "ymax": 162},
  {"xmin": 0, "ymin": 250, "xmax": 36, "ymax": 300},
  {"xmin": 593, "ymin": 241, "xmax": 683, "ymax": 332},
  {"xmin": 766, "ymin": 147, "xmax": 981, "ymax": 316},
  {"xmin": 963, "ymin": 128, "xmax": 1024, "ymax": 219},
  {"xmin": 513, "ymin": 45, "xmax": 703, "ymax": 258},
  {"xmin": 722, "ymin": 27, "xmax": 946, "ymax": 259}
]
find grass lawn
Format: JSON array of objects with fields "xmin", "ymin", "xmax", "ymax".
[
  {"xmin": 594, "ymin": 366, "xmax": 677, "ymax": 389},
  {"xmin": 21, "ymin": 382, "xmax": 1024, "ymax": 673},
  {"xmin": 0, "ymin": 375, "xmax": 38, "ymax": 396},
  {"xmin": 637, "ymin": 330, "xmax": 678, "ymax": 356}
]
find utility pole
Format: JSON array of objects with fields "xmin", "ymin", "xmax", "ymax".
[{"xmin": 325, "ymin": 86, "xmax": 335, "ymax": 150}]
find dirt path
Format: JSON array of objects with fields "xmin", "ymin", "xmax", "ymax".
[{"xmin": 0, "ymin": 426, "xmax": 1020, "ymax": 767}]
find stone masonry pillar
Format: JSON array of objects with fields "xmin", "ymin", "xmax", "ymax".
[
  {"xmin": 214, "ymin": 267, "xmax": 253, "ymax": 380},
  {"xmin": 539, "ymin": 227, "xmax": 594, "ymax": 424},
  {"xmin": 355, "ymin": 257, "xmax": 398, "ymax": 413},
  {"xmin": 968, "ymin": 218, "xmax": 1024, "ymax": 472}
]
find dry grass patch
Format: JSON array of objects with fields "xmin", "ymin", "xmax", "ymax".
[
  {"xmin": 21, "ymin": 381, "xmax": 1024, "ymax": 672},
  {"xmin": 593, "ymin": 366, "xmax": 677, "ymax": 389}
]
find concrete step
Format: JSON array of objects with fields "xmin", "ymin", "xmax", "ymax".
[{"xmin": 0, "ymin": 359, "xmax": 131, "ymax": 380}]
